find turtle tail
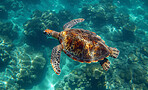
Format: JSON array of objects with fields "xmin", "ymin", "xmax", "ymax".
[{"xmin": 109, "ymin": 47, "xmax": 120, "ymax": 58}]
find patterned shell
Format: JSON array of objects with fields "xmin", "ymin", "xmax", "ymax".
[{"xmin": 59, "ymin": 29, "xmax": 110, "ymax": 63}]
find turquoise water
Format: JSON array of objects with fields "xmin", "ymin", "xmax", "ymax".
[{"xmin": 0, "ymin": 0, "xmax": 148, "ymax": 90}]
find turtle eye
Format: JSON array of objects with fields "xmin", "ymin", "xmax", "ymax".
[{"xmin": 43, "ymin": 31, "xmax": 47, "ymax": 34}]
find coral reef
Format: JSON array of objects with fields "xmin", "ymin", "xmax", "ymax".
[
  {"xmin": 122, "ymin": 22, "xmax": 137, "ymax": 42},
  {"xmin": 59, "ymin": 0, "xmax": 81, "ymax": 11},
  {"xmin": 113, "ymin": 13, "xmax": 130, "ymax": 29},
  {"xmin": 55, "ymin": 63, "xmax": 106, "ymax": 90},
  {"xmin": 0, "ymin": 36, "xmax": 13, "ymax": 71},
  {"xmin": 23, "ymin": 10, "xmax": 60, "ymax": 48},
  {"xmin": 13, "ymin": 45, "xmax": 46, "ymax": 88},
  {"xmin": 81, "ymin": 0, "xmax": 116, "ymax": 27},
  {"xmin": 0, "ymin": 21, "xmax": 16, "ymax": 73},
  {"xmin": 0, "ymin": 0, "xmax": 23, "ymax": 20},
  {"xmin": 123, "ymin": 22, "xmax": 137, "ymax": 32},
  {"xmin": 0, "ymin": 35, "xmax": 18, "ymax": 89},
  {"xmin": 106, "ymin": 61, "xmax": 148, "ymax": 90},
  {"xmin": 0, "ymin": 22, "xmax": 46, "ymax": 90},
  {"xmin": 105, "ymin": 39, "xmax": 148, "ymax": 90},
  {"xmin": 141, "ymin": 42, "xmax": 148, "ymax": 65},
  {"xmin": 0, "ymin": 41, "xmax": 46, "ymax": 89},
  {"xmin": 0, "ymin": 21, "xmax": 18, "ymax": 40},
  {"xmin": 57, "ymin": 10, "xmax": 73, "ymax": 28},
  {"xmin": 6, "ymin": 45, "xmax": 46, "ymax": 89},
  {"xmin": 112, "ymin": 12, "xmax": 137, "ymax": 42}
]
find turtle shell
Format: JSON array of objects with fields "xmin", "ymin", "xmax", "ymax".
[{"xmin": 59, "ymin": 29, "xmax": 110, "ymax": 63}]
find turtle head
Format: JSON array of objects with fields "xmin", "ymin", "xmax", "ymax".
[
  {"xmin": 43, "ymin": 29, "xmax": 59, "ymax": 39},
  {"xmin": 43, "ymin": 29, "xmax": 53, "ymax": 35}
]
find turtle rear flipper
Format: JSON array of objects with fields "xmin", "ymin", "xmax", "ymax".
[
  {"xmin": 51, "ymin": 44, "xmax": 62, "ymax": 75},
  {"xmin": 109, "ymin": 47, "xmax": 120, "ymax": 58},
  {"xmin": 100, "ymin": 58, "xmax": 110, "ymax": 71},
  {"xmin": 63, "ymin": 18, "xmax": 84, "ymax": 30}
]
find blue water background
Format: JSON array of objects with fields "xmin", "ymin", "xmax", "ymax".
[{"xmin": 0, "ymin": 0, "xmax": 148, "ymax": 90}]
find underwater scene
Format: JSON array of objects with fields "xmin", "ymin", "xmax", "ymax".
[{"xmin": 0, "ymin": 0, "xmax": 148, "ymax": 90}]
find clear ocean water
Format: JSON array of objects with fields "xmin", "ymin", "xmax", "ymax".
[{"xmin": 0, "ymin": 0, "xmax": 148, "ymax": 90}]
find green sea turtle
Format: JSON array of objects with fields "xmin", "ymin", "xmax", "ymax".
[{"xmin": 44, "ymin": 18, "xmax": 119, "ymax": 75}]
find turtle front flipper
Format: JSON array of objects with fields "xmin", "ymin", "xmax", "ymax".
[
  {"xmin": 51, "ymin": 44, "xmax": 62, "ymax": 75},
  {"xmin": 63, "ymin": 18, "xmax": 85, "ymax": 30},
  {"xmin": 109, "ymin": 47, "xmax": 120, "ymax": 58},
  {"xmin": 100, "ymin": 58, "xmax": 110, "ymax": 71}
]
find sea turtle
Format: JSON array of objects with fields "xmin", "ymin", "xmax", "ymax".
[{"xmin": 43, "ymin": 18, "xmax": 119, "ymax": 75}]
